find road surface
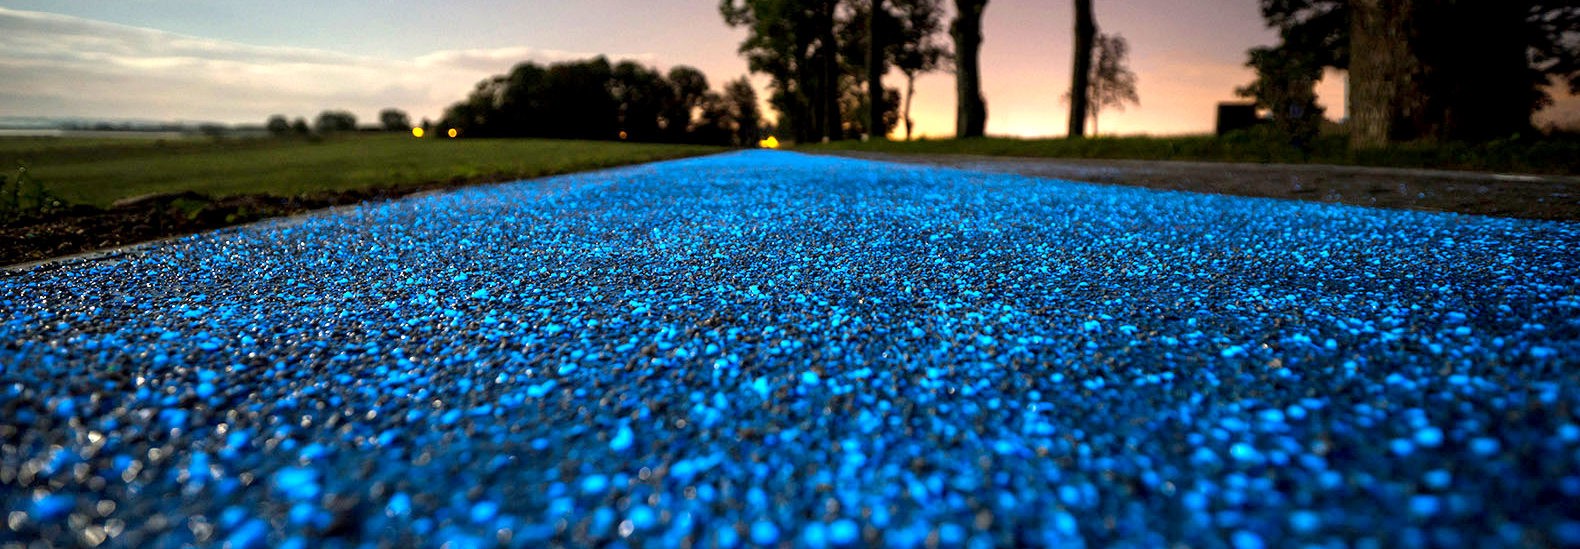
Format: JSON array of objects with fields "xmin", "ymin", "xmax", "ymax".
[{"xmin": 3, "ymin": 151, "xmax": 1578, "ymax": 547}]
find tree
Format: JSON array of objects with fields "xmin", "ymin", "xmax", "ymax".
[
  {"xmin": 815, "ymin": 0, "xmax": 843, "ymax": 141},
  {"xmin": 435, "ymin": 56, "xmax": 747, "ymax": 144},
  {"xmin": 1067, "ymin": 0, "xmax": 1095, "ymax": 138},
  {"xmin": 542, "ymin": 57, "xmax": 620, "ymax": 140},
  {"xmin": 724, "ymin": 77, "xmax": 764, "ymax": 146},
  {"xmin": 840, "ymin": 85, "xmax": 900, "ymax": 139},
  {"xmin": 314, "ymin": 110, "xmax": 357, "ymax": 134},
  {"xmin": 1083, "ymin": 33, "xmax": 1139, "ymax": 136},
  {"xmin": 265, "ymin": 115, "xmax": 290, "ymax": 137},
  {"xmin": 888, "ymin": 0, "xmax": 950, "ymax": 141},
  {"xmin": 1251, "ymin": 0, "xmax": 1580, "ymax": 147},
  {"xmin": 691, "ymin": 92, "xmax": 737, "ymax": 145},
  {"xmin": 664, "ymin": 66, "xmax": 712, "ymax": 141},
  {"xmin": 1237, "ymin": 45, "xmax": 1324, "ymax": 147},
  {"xmin": 379, "ymin": 109, "xmax": 411, "ymax": 132},
  {"xmin": 721, "ymin": 0, "xmax": 846, "ymax": 143},
  {"xmin": 611, "ymin": 61, "xmax": 671, "ymax": 142},
  {"xmin": 839, "ymin": 0, "xmax": 901, "ymax": 139},
  {"xmin": 439, "ymin": 58, "xmax": 621, "ymax": 139},
  {"xmin": 867, "ymin": 0, "xmax": 887, "ymax": 139},
  {"xmin": 290, "ymin": 117, "xmax": 310, "ymax": 136},
  {"xmin": 951, "ymin": 0, "xmax": 989, "ymax": 138},
  {"xmin": 496, "ymin": 62, "xmax": 549, "ymax": 136}
]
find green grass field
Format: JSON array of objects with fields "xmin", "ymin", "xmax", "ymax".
[
  {"xmin": 804, "ymin": 132, "xmax": 1580, "ymax": 175},
  {"xmin": 0, "ymin": 135, "xmax": 723, "ymax": 208}
]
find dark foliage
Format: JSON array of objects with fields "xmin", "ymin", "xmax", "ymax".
[
  {"xmin": 314, "ymin": 110, "xmax": 358, "ymax": 134},
  {"xmin": 379, "ymin": 109, "xmax": 411, "ymax": 132},
  {"xmin": 1250, "ymin": 0, "xmax": 1580, "ymax": 144},
  {"xmin": 437, "ymin": 57, "xmax": 750, "ymax": 146},
  {"xmin": 265, "ymin": 115, "xmax": 291, "ymax": 137}
]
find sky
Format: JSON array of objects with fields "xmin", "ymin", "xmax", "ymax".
[{"xmin": 1, "ymin": 1, "xmax": 1575, "ymax": 138}]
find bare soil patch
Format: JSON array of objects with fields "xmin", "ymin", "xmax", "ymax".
[{"xmin": 0, "ymin": 182, "xmax": 465, "ymax": 266}]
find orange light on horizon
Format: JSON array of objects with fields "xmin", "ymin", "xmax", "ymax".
[
  {"xmin": 411, "ymin": 127, "xmax": 424, "ymax": 138},
  {"xmin": 619, "ymin": 130, "xmax": 628, "ymax": 140},
  {"xmin": 447, "ymin": 128, "xmax": 458, "ymax": 138},
  {"xmin": 759, "ymin": 136, "xmax": 779, "ymax": 149}
]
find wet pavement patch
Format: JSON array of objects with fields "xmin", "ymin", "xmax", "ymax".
[{"xmin": 2, "ymin": 150, "xmax": 1578, "ymax": 547}]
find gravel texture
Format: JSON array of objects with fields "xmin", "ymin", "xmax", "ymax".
[{"xmin": 2, "ymin": 150, "xmax": 1579, "ymax": 548}]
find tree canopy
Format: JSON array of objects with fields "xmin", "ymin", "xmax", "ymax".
[
  {"xmin": 436, "ymin": 57, "xmax": 752, "ymax": 146},
  {"xmin": 313, "ymin": 110, "xmax": 358, "ymax": 134},
  {"xmin": 379, "ymin": 109, "xmax": 411, "ymax": 132},
  {"xmin": 1247, "ymin": 0, "xmax": 1580, "ymax": 145},
  {"xmin": 722, "ymin": 0, "xmax": 951, "ymax": 143},
  {"xmin": 265, "ymin": 115, "xmax": 290, "ymax": 137}
]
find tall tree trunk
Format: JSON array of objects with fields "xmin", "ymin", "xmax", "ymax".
[
  {"xmin": 951, "ymin": 0, "xmax": 988, "ymax": 138},
  {"xmin": 904, "ymin": 72, "xmax": 917, "ymax": 140},
  {"xmin": 821, "ymin": 0, "xmax": 842, "ymax": 141},
  {"xmin": 868, "ymin": 0, "xmax": 886, "ymax": 140},
  {"xmin": 1068, "ymin": 0, "xmax": 1095, "ymax": 138},
  {"xmin": 1349, "ymin": 0, "xmax": 1422, "ymax": 148}
]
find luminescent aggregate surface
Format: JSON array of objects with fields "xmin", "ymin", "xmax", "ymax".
[{"xmin": 2, "ymin": 151, "xmax": 1579, "ymax": 548}]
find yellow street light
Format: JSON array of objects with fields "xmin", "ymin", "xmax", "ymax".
[
  {"xmin": 758, "ymin": 136, "xmax": 780, "ymax": 149},
  {"xmin": 447, "ymin": 128, "xmax": 458, "ymax": 138},
  {"xmin": 411, "ymin": 127, "xmax": 425, "ymax": 138}
]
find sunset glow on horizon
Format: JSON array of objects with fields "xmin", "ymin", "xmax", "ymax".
[{"xmin": 1, "ymin": 1, "xmax": 1574, "ymax": 138}]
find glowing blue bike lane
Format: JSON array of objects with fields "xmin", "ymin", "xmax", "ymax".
[{"xmin": 2, "ymin": 150, "xmax": 1578, "ymax": 547}]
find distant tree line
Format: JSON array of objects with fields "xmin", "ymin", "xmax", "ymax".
[
  {"xmin": 436, "ymin": 57, "xmax": 763, "ymax": 147},
  {"xmin": 265, "ymin": 108, "xmax": 413, "ymax": 137}
]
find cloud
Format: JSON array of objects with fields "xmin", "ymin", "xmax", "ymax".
[{"xmin": 0, "ymin": 7, "xmax": 656, "ymax": 124}]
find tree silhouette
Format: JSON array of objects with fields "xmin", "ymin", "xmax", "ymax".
[
  {"xmin": 664, "ymin": 66, "xmax": 712, "ymax": 141},
  {"xmin": 1238, "ymin": 45, "xmax": 1323, "ymax": 148},
  {"xmin": 379, "ymin": 109, "xmax": 411, "ymax": 132},
  {"xmin": 314, "ymin": 110, "xmax": 357, "ymax": 134},
  {"xmin": 840, "ymin": 0, "xmax": 901, "ymax": 139},
  {"xmin": 724, "ymin": 77, "xmax": 763, "ymax": 146},
  {"xmin": 814, "ymin": 0, "xmax": 842, "ymax": 141},
  {"xmin": 867, "ymin": 0, "xmax": 887, "ymax": 139},
  {"xmin": 889, "ymin": 0, "xmax": 950, "ymax": 141},
  {"xmin": 721, "ymin": 0, "xmax": 845, "ymax": 143},
  {"xmin": 612, "ymin": 61, "xmax": 670, "ymax": 142},
  {"xmin": 265, "ymin": 115, "xmax": 290, "ymax": 137},
  {"xmin": 1086, "ymin": 33, "xmax": 1138, "ymax": 136},
  {"xmin": 691, "ymin": 92, "xmax": 736, "ymax": 145},
  {"xmin": 1251, "ymin": 0, "xmax": 1580, "ymax": 147},
  {"xmin": 436, "ymin": 57, "xmax": 739, "ymax": 145},
  {"xmin": 1067, "ymin": 0, "xmax": 1095, "ymax": 138},
  {"xmin": 951, "ymin": 0, "xmax": 988, "ymax": 138}
]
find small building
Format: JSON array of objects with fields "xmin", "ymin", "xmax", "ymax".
[{"xmin": 1216, "ymin": 103, "xmax": 1261, "ymax": 136}]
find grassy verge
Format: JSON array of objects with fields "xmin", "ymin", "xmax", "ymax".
[
  {"xmin": 1, "ymin": 134, "xmax": 722, "ymax": 208},
  {"xmin": 802, "ymin": 132, "xmax": 1580, "ymax": 175},
  {"xmin": 0, "ymin": 135, "xmax": 722, "ymax": 265}
]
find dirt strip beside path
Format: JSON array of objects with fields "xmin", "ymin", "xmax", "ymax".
[{"xmin": 818, "ymin": 151, "xmax": 1580, "ymax": 222}]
